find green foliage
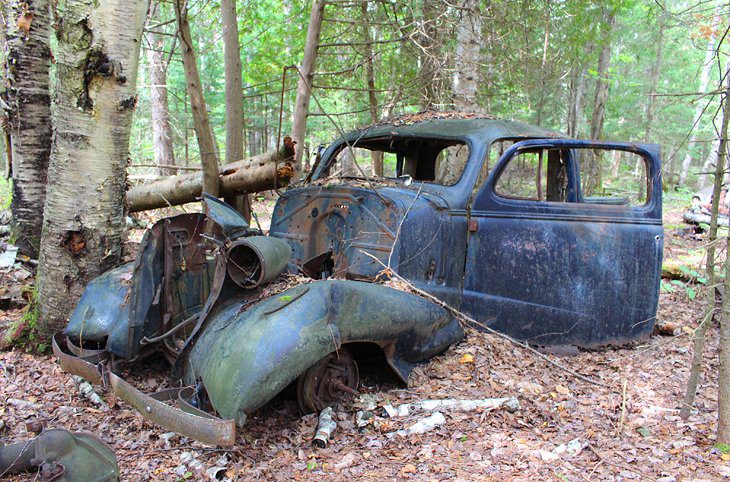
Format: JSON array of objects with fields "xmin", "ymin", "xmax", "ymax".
[
  {"xmin": 660, "ymin": 270, "xmax": 704, "ymax": 301},
  {"xmin": 715, "ymin": 443, "xmax": 730, "ymax": 455},
  {"xmin": 0, "ymin": 176, "xmax": 11, "ymax": 210},
  {"xmin": 127, "ymin": 0, "xmax": 729, "ymax": 193}
]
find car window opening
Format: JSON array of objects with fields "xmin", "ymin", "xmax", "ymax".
[
  {"xmin": 327, "ymin": 137, "xmax": 470, "ymax": 186},
  {"xmin": 494, "ymin": 146, "xmax": 650, "ymax": 207}
]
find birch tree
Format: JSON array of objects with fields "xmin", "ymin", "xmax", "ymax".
[
  {"xmin": 452, "ymin": 0, "xmax": 482, "ymax": 112},
  {"xmin": 2, "ymin": 0, "xmax": 52, "ymax": 257},
  {"xmin": 678, "ymin": 8, "xmax": 721, "ymax": 187},
  {"xmin": 36, "ymin": 0, "xmax": 150, "ymax": 333}
]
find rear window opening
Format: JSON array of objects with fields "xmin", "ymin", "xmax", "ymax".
[
  {"xmin": 493, "ymin": 145, "xmax": 651, "ymax": 207},
  {"xmin": 318, "ymin": 136, "xmax": 470, "ymax": 186}
]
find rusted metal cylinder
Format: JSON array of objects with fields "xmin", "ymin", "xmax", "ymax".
[{"xmin": 226, "ymin": 236, "xmax": 292, "ymax": 288}]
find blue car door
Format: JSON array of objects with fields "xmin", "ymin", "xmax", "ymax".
[{"xmin": 462, "ymin": 139, "xmax": 663, "ymax": 347}]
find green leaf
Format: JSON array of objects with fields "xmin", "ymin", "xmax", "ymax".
[
  {"xmin": 183, "ymin": 472, "xmax": 193, "ymax": 479},
  {"xmin": 636, "ymin": 426, "xmax": 650, "ymax": 437},
  {"xmin": 687, "ymin": 287, "xmax": 696, "ymax": 300},
  {"xmin": 307, "ymin": 460, "xmax": 317, "ymax": 470},
  {"xmin": 715, "ymin": 443, "xmax": 730, "ymax": 454}
]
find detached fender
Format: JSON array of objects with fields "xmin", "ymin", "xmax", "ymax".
[
  {"xmin": 185, "ymin": 280, "xmax": 463, "ymax": 423},
  {"xmin": 63, "ymin": 263, "xmax": 133, "ymax": 356}
]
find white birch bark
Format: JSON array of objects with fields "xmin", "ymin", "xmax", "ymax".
[
  {"xmin": 145, "ymin": 27, "xmax": 175, "ymax": 175},
  {"xmin": 679, "ymin": 8, "xmax": 721, "ymax": 187},
  {"xmin": 2, "ymin": 0, "xmax": 52, "ymax": 257},
  {"xmin": 452, "ymin": 0, "xmax": 483, "ymax": 112},
  {"xmin": 36, "ymin": 0, "xmax": 150, "ymax": 333}
]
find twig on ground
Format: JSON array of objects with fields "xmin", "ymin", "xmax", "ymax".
[{"xmin": 618, "ymin": 378, "xmax": 627, "ymax": 434}]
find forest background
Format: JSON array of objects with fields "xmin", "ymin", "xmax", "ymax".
[{"xmin": 1, "ymin": 0, "xmax": 724, "ymax": 196}]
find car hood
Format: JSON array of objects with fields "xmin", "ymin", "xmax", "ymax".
[{"xmin": 268, "ymin": 184, "xmax": 449, "ymax": 279}]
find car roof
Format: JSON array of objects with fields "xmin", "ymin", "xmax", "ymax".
[{"xmin": 340, "ymin": 111, "xmax": 567, "ymax": 145}]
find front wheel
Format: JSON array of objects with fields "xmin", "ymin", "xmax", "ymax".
[{"xmin": 296, "ymin": 348, "xmax": 359, "ymax": 413}]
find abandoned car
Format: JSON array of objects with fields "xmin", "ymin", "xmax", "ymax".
[{"xmin": 54, "ymin": 114, "xmax": 663, "ymax": 445}]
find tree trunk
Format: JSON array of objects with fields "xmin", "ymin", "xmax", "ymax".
[
  {"xmin": 291, "ymin": 0, "xmax": 325, "ymax": 168},
  {"xmin": 220, "ymin": 0, "xmax": 251, "ymax": 220},
  {"xmin": 2, "ymin": 0, "xmax": 52, "ymax": 257},
  {"xmin": 175, "ymin": 0, "xmax": 219, "ymax": 198},
  {"xmin": 589, "ymin": 9, "xmax": 614, "ymax": 141},
  {"xmin": 534, "ymin": 2, "xmax": 551, "ymax": 125},
  {"xmin": 643, "ymin": 19, "xmax": 664, "ymax": 144},
  {"xmin": 679, "ymin": 7, "xmax": 721, "ymax": 187},
  {"xmin": 701, "ymin": 138, "xmax": 721, "ymax": 188},
  {"xmin": 418, "ymin": 0, "xmax": 439, "ymax": 110},
  {"xmin": 566, "ymin": 65, "xmax": 587, "ymax": 138},
  {"xmin": 127, "ymin": 144, "xmax": 295, "ymax": 212},
  {"xmin": 715, "ymin": 74, "xmax": 730, "ymax": 442},
  {"xmin": 585, "ymin": 7, "xmax": 615, "ymax": 193},
  {"xmin": 145, "ymin": 16, "xmax": 175, "ymax": 176},
  {"xmin": 360, "ymin": 1, "xmax": 383, "ymax": 176},
  {"xmin": 681, "ymin": 65, "xmax": 730, "ymax": 421},
  {"xmin": 36, "ymin": 0, "xmax": 149, "ymax": 334},
  {"xmin": 635, "ymin": 15, "xmax": 665, "ymax": 183},
  {"xmin": 452, "ymin": 0, "xmax": 482, "ymax": 112}
]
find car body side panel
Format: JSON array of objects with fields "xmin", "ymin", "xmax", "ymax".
[
  {"xmin": 462, "ymin": 215, "xmax": 662, "ymax": 346},
  {"xmin": 63, "ymin": 263, "xmax": 133, "ymax": 355}
]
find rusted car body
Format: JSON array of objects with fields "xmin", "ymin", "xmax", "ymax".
[{"xmin": 55, "ymin": 115, "xmax": 663, "ymax": 445}]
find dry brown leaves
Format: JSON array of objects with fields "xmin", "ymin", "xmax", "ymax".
[{"xmin": 1, "ymin": 205, "xmax": 727, "ymax": 480}]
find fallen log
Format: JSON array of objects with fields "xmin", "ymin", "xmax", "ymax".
[
  {"xmin": 382, "ymin": 397, "xmax": 520, "ymax": 418},
  {"xmin": 127, "ymin": 138, "xmax": 295, "ymax": 212}
]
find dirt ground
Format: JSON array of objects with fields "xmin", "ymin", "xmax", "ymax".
[{"xmin": 1, "ymin": 200, "xmax": 728, "ymax": 481}]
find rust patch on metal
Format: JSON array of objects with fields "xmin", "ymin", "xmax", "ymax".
[{"xmin": 107, "ymin": 372, "xmax": 236, "ymax": 447}]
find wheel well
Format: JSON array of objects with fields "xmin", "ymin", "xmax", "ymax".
[{"xmin": 343, "ymin": 342, "xmax": 403, "ymax": 387}]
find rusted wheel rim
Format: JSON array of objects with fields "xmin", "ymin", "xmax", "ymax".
[{"xmin": 297, "ymin": 348, "xmax": 359, "ymax": 413}]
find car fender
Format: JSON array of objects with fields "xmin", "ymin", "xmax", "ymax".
[{"xmin": 185, "ymin": 279, "xmax": 463, "ymax": 423}]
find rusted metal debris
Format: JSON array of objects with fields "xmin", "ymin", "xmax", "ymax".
[{"xmin": 54, "ymin": 117, "xmax": 663, "ymax": 446}]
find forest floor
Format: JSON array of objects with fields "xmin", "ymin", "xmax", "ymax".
[{"xmin": 1, "ymin": 196, "xmax": 728, "ymax": 481}]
